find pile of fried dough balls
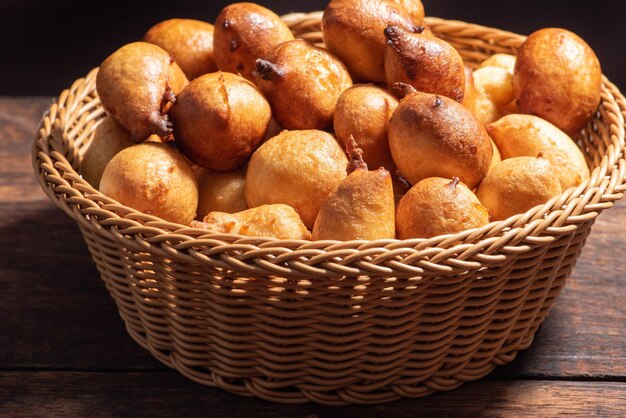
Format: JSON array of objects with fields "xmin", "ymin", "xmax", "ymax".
[{"xmin": 84, "ymin": 0, "xmax": 601, "ymax": 241}]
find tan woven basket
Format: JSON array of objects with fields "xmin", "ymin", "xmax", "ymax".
[{"xmin": 32, "ymin": 12, "xmax": 626, "ymax": 405}]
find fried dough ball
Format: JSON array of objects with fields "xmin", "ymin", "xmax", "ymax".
[
  {"xmin": 99, "ymin": 142, "xmax": 198, "ymax": 224},
  {"xmin": 81, "ymin": 117, "xmax": 134, "ymax": 188},
  {"xmin": 514, "ymin": 28, "xmax": 602, "ymax": 135},
  {"xmin": 195, "ymin": 204, "xmax": 310, "ymax": 240},
  {"xmin": 390, "ymin": 0, "xmax": 425, "ymax": 25},
  {"xmin": 384, "ymin": 26, "xmax": 465, "ymax": 102},
  {"xmin": 462, "ymin": 66, "xmax": 477, "ymax": 112},
  {"xmin": 170, "ymin": 72, "xmax": 271, "ymax": 171},
  {"xmin": 389, "ymin": 92, "xmax": 492, "ymax": 189},
  {"xmin": 396, "ymin": 177, "xmax": 489, "ymax": 239},
  {"xmin": 313, "ymin": 143, "xmax": 395, "ymax": 241},
  {"xmin": 144, "ymin": 19, "xmax": 216, "ymax": 80},
  {"xmin": 254, "ymin": 40, "xmax": 352, "ymax": 130},
  {"xmin": 264, "ymin": 119, "xmax": 283, "ymax": 142},
  {"xmin": 490, "ymin": 139, "xmax": 502, "ymax": 171},
  {"xmin": 96, "ymin": 42, "xmax": 188, "ymax": 142},
  {"xmin": 321, "ymin": 0, "xmax": 415, "ymax": 82},
  {"xmin": 213, "ymin": 2, "xmax": 294, "ymax": 81},
  {"xmin": 473, "ymin": 66, "xmax": 515, "ymax": 107},
  {"xmin": 476, "ymin": 156, "xmax": 562, "ymax": 221},
  {"xmin": 480, "ymin": 53, "xmax": 516, "ymax": 74},
  {"xmin": 333, "ymin": 84, "xmax": 398, "ymax": 170},
  {"xmin": 245, "ymin": 130, "xmax": 348, "ymax": 229},
  {"xmin": 474, "ymin": 95, "xmax": 502, "ymax": 125},
  {"xmin": 501, "ymin": 99, "xmax": 520, "ymax": 116},
  {"xmin": 487, "ymin": 114, "xmax": 590, "ymax": 189},
  {"xmin": 196, "ymin": 168, "xmax": 248, "ymax": 218}
]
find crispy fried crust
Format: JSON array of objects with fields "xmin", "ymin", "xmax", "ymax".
[
  {"xmin": 170, "ymin": 72, "xmax": 271, "ymax": 171},
  {"xmin": 513, "ymin": 28, "xmax": 602, "ymax": 135},
  {"xmin": 99, "ymin": 142, "xmax": 198, "ymax": 224},
  {"xmin": 253, "ymin": 40, "xmax": 352, "ymax": 130},
  {"xmin": 96, "ymin": 42, "xmax": 188, "ymax": 142},
  {"xmin": 396, "ymin": 177, "xmax": 489, "ymax": 239},
  {"xmin": 322, "ymin": 0, "xmax": 415, "ymax": 82},
  {"xmin": 389, "ymin": 91, "xmax": 492, "ymax": 189},
  {"xmin": 476, "ymin": 156, "xmax": 562, "ymax": 221},
  {"xmin": 213, "ymin": 2, "xmax": 294, "ymax": 81},
  {"xmin": 144, "ymin": 18, "xmax": 217, "ymax": 80},
  {"xmin": 384, "ymin": 26, "xmax": 465, "ymax": 102}
]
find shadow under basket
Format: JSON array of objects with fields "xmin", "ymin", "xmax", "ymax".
[{"xmin": 32, "ymin": 12, "xmax": 626, "ymax": 405}]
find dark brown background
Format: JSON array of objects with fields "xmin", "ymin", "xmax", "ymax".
[{"xmin": 2, "ymin": 0, "xmax": 624, "ymax": 95}]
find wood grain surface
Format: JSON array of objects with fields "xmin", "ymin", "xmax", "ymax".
[{"xmin": 1, "ymin": 97, "xmax": 625, "ymax": 416}]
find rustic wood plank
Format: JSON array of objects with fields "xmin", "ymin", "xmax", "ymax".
[
  {"xmin": 0, "ymin": 200, "xmax": 163, "ymax": 370},
  {"xmin": 1, "ymin": 372, "xmax": 624, "ymax": 417},
  {"xmin": 0, "ymin": 97, "xmax": 53, "ymax": 202},
  {"xmin": 494, "ymin": 207, "xmax": 626, "ymax": 378}
]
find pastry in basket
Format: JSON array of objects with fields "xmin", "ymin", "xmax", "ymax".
[
  {"xmin": 480, "ymin": 53, "xmax": 517, "ymax": 74},
  {"xmin": 396, "ymin": 177, "xmax": 489, "ymax": 239},
  {"xmin": 312, "ymin": 137, "xmax": 395, "ymax": 240},
  {"xmin": 384, "ymin": 25, "xmax": 465, "ymax": 102},
  {"xmin": 388, "ymin": 89, "xmax": 492, "ymax": 189},
  {"xmin": 488, "ymin": 114, "xmax": 590, "ymax": 189},
  {"xmin": 473, "ymin": 66, "xmax": 514, "ymax": 108},
  {"xmin": 144, "ymin": 18, "xmax": 217, "ymax": 80},
  {"xmin": 321, "ymin": 0, "xmax": 416, "ymax": 82},
  {"xmin": 476, "ymin": 155, "xmax": 563, "ymax": 221},
  {"xmin": 80, "ymin": 117, "xmax": 134, "ymax": 188},
  {"xmin": 196, "ymin": 167, "xmax": 248, "ymax": 218},
  {"xmin": 489, "ymin": 139, "xmax": 502, "ymax": 171},
  {"xmin": 514, "ymin": 28, "xmax": 602, "ymax": 135},
  {"xmin": 473, "ymin": 90, "xmax": 502, "ymax": 125},
  {"xmin": 461, "ymin": 65, "xmax": 477, "ymax": 112},
  {"xmin": 193, "ymin": 204, "xmax": 310, "ymax": 240},
  {"xmin": 470, "ymin": 54, "xmax": 518, "ymax": 124},
  {"xmin": 213, "ymin": 2, "xmax": 294, "ymax": 81},
  {"xmin": 254, "ymin": 39, "xmax": 352, "ymax": 130},
  {"xmin": 99, "ymin": 142, "xmax": 198, "ymax": 224},
  {"xmin": 170, "ymin": 71, "xmax": 271, "ymax": 171},
  {"xmin": 333, "ymin": 84, "xmax": 398, "ymax": 171},
  {"xmin": 96, "ymin": 42, "xmax": 188, "ymax": 142},
  {"xmin": 245, "ymin": 129, "xmax": 348, "ymax": 229},
  {"xmin": 390, "ymin": 0, "xmax": 425, "ymax": 25}
]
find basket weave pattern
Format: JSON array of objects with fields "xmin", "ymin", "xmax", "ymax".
[{"xmin": 32, "ymin": 13, "xmax": 626, "ymax": 405}]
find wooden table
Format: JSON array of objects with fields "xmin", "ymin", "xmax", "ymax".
[{"xmin": 2, "ymin": 97, "xmax": 625, "ymax": 417}]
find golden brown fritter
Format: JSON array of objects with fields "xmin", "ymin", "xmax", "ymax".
[
  {"xmin": 213, "ymin": 2, "xmax": 294, "ymax": 81},
  {"xmin": 196, "ymin": 168, "xmax": 248, "ymax": 218},
  {"xmin": 476, "ymin": 156, "xmax": 563, "ymax": 221},
  {"xmin": 99, "ymin": 142, "xmax": 198, "ymax": 224},
  {"xmin": 390, "ymin": 0, "xmax": 425, "ymax": 25},
  {"xmin": 96, "ymin": 42, "xmax": 188, "ymax": 142},
  {"xmin": 334, "ymin": 84, "xmax": 398, "ymax": 171},
  {"xmin": 254, "ymin": 39, "xmax": 352, "ymax": 130},
  {"xmin": 195, "ymin": 204, "xmax": 310, "ymax": 240},
  {"xmin": 245, "ymin": 130, "xmax": 348, "ymax": 229},
  {"xmin": 81, "ymin": 117, "xmax": 134, "ymax": 188},
  {"xmin": 389, "ymin": 91, "xmax": 492, "ymax": 189},
  {"xmin": 322, "ymin": 0, "xmax": 415, "ymax": 82},
  {"xmin": 144, "ymin": 18, "xmax": 217, "ymax": 80},
  {"xmin": 487, "ymin": 114, "xmax": 590, "ymax": 189},
  {"xmin": 514, "ymin": 28, "xmax": 602, "ymax": 135},
  {"xmin": 313, "ymin": 167, "xmax": 396, "ymax": 241},
  {"xmin": 396, "ymin": 177, "xmax": 489, "ymax": 239},
  {"xmin": 384, "ymin": 26, "xmax": 465, "ymax": 102},
  {"xmin": 170, "ymin": 71, "xmax": 271, "ymax": 171}
]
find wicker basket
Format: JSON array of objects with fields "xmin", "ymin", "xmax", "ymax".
[{"xmin": 32, "ymin": 12, "xmax": 626, "ymax": 405}]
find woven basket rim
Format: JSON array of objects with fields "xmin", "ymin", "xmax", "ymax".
[{"xmin": 32, "ymin": 13, "xmax": 626, "ymax": 278}]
